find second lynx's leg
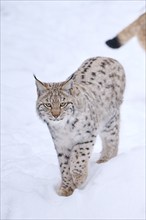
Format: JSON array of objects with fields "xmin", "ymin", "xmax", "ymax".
[
  {"xmin": 97, "ymin": 112, "xmax": 120, "ymax": 163},
  {"xmin": 70, "ymin": 141, "xmax": 94, "ymax": 188}
]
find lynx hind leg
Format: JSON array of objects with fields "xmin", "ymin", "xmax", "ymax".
[
  {"xmin": 70, "ymin": 141, "xmax": 94, "ymax": 188},
  {"xmin": 97, "ymin": 112, "xmax": 120, "ymax": 163}
]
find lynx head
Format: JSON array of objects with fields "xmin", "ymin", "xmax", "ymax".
[{"xmin": 34, "ymin": 75, "xmax": 79, "ymax": 123}]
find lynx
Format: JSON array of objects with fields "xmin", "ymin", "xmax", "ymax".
[
  {"xmin": 106, "ymin": 12, "xmax": 146, "ymax": 51},
  {"xmin": 34, "ymin": 57, "xmax": 125, "ymax": 196}
]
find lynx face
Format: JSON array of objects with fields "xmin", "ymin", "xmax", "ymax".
[{"xmin": 35, "ymin": 76, "xmax": 76, "ymax": 122}]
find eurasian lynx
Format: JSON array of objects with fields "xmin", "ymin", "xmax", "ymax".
[
  {"xmin": 34, "ymin": 57, "xmax": 125, "ymax": 196},
  {"xmin": 106, "ymin": 12, "xmax": 146, "ymax": 51}
]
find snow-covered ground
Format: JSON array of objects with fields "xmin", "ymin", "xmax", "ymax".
[{"xmin": 1, "ymin": 1, "xmax": 145, "ymax": 219}]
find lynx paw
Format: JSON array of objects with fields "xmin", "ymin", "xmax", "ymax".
[
  {"xmin": 71, "ymin": 169, "xmax": 87, "ymax": 188},
  {"xmin": 57, "ymin": 185, "xmax": 74, "ymax": 197},
  {"xmin": 96, "ymin": 158, "xmax": 108, "ymax": 163},
  {"xmin": 97, "ymin": 154, "xmax": 117, "ymax": 163}
]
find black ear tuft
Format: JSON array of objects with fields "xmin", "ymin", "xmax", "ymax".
[
  {"xmin": 33, "ymin": 74, "xmax": 38, "ymax": 80},
  {"xmin": 105, "ymin": 37, "xmax": 121, "ymax": 49},
  {"xmin": 33, "ymin": 75, "xmax": 48, "ymax": 97}
]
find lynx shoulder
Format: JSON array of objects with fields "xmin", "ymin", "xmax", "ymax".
[{"xmin": 106, "ymin": 12, "xmax": 146, "ymax": 51}]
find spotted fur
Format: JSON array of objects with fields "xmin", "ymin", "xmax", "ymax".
[{"xmin": 34, "ymin": 56, "xmax": 126, "ymax": 196}]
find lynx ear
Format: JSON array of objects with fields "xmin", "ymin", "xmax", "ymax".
[
  {"xmin": 62, "ymin": 79, "xmax": 79, "ymax": 96},
  {"xmin": 61, "ymin": 79, "xmax": 74, "ymax": 95},
  {"xmin": 33, "ymin": 75, "xmax": 48, "ymax": 96},
  {"xmin": 62, "ymin": 79, "xmax": 73, "ymax": 90}
]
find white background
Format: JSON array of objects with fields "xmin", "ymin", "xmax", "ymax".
[{"xmin": 1, "ymin": 1, "xmax": 145, "ymax": 219}]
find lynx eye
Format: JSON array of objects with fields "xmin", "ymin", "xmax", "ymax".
[
  {"xmin": 44, "ymin": 103, "xmax": 52, "ymax": 108},
  {"xmin": 60, "ymin": 102, "xmax": 67, "ymax": 107}
]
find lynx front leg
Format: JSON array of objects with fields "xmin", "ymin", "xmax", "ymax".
[
  {"xmin": 56, "ymin": 150, "xmax": 75, "ymax": 196},
  {"xmin": 97, "ymin": 112, "xmax": 120, "ymax": 163},
  {"xmin": 70, "ymin": 141, "xmax": 94, "ymax": 188}
]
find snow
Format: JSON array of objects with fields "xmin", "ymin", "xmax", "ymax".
[{"xmin": 1, "ymin": 1, "xmax": 145, "ymax": 219}]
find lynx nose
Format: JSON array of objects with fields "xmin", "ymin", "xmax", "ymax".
[{"xmin": 51, "ymin": 109, "xmax": 61, "ymax": 118}]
